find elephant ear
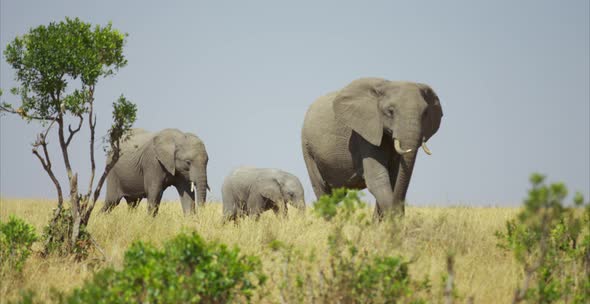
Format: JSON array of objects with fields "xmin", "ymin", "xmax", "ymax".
[
  {"xmin": 153, "ymin": 133, "xmax": 176, "ymax": 175},
  {"xmin": 417, "ymin": 83, "xmax": 443, "ymax": 141},
  {"xmin": 333, "ymin": 78, "xmax": 388, "ymax": 146},
  {"xmin": 259, "ymin": 178, "xmax": 285, "ymax": 203}
]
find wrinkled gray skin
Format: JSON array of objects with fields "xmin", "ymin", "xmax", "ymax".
[
  {"xmin": 222, "ymin": 167, "xmax": 305, "ymax": 220},
  {"xmin": 102, "ymin": 128, "xmax": 209, "ymax": 216},
  {"xmin": 301, "ymin": 78, "xmax": 443, "ymax": 218}
]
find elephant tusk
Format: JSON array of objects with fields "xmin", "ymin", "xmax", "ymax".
[
  {"xmin": 191, "ymin": 182, "xmax": 195, "ymax": 193},
  {"xmin": 421, "ymin": 138, "xmax": 432, "ymax": 155},
  {"xmin": 394, "ymin": 138, "xmax": 412, "ymax": 155},
  {"xmin": 206, "ymin": 184, "xmax": 211, "ymax": 192}
]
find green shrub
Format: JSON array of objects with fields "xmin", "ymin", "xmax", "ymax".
[
  {"xmin": 496, "ymin": 173, "xmax": 590, "ymax": 303},
  {"xmin": 271, "ymin": 235, "xmax": 429, "ymax": 304},
  {"xmin": 64, "ymin": 232, "xmax": 266, "ymax": 303},
  {"xmin": 41, "ymin": 207, "xmax": 91, "ymax": 259},
  {"xmin": 276, "ymin": 188, "xmax": 430, "ymax": 303},
  {"xmin": 0, "ymin": 216, "xmax": 38, "ymax": 275},
  {"xmin": 313, "ymin": 188, "xmax": 367, "ymax": 221},
  {"xmin": 327, "ymin": 247, "xmax": 429, "ymax": 303}
]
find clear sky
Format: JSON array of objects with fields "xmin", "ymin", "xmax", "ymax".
[{"xmin": 1, "ymin": 0, "xmax": 588, "ymax": 206}]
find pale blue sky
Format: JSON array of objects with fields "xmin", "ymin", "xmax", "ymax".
[{"xmin": 1, "ymin": 0, "xmax": 588, "ymax": 206}]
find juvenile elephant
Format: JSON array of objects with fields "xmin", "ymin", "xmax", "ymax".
[
  {"xmin": 102, "ymin": 128, "xmax": 209, "ymax": 216},
  {"xmin": 222, "ymin": 167, "xmax": 305, "ymax": 220},
  {"xmin": 301, "ymin": 78, "xmax": 443, "ymax": 218}
]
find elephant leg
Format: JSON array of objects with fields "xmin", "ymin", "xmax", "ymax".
[
  {"xmin": 125, "ymin": 196, "xmax": 142, "ymax": 209},
  {"xmin": 246, "ymin": 195, "xmax": 267, "ymax": 220},
  {"xmin": 363, "ymin": 156, "xmax": 395, "ymax": 219},
  {"xmin": 223, "ymin": 203, "xmax": 242, "ymax": 222},
  {"xmin": 102, "ymin": 196, "xmax": 122, "ymax": 213},
  {"xmin": 303, "ymin": 152, "xmax": 331, "ymax": 199},
  {"xmin": 223, "ymin": 209, "xmax": 237, "ymax": 222},
  {"xmin": 146, "ymin": 184, "xmax": 164, "ymax": 217},
  {"xmin": 102, "ymin": 180, "xmax": 122, "ymax": 213},
  {"xmin": 388, "ymin": 154, "xmax": 401, "ymax": 212},
  {"xmin": 222, "ymin": 183, "xmax": 239, "ymax": 221},
  {"xmin": 271, "ymin": 203, "xmax": 287, "ymax": 217},
  {"xmin": 175, "ymin": 182, "xmax": 196, "ymax": 215}
]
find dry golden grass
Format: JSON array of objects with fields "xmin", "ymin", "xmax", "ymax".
[{"xmin": 0, "ymin": 198, "xmax": 522, "ymax": 303}]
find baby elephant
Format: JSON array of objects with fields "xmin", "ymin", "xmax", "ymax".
[{"xmin": 222, "ymin": 167, "xmax": 305, "ymax": 220}]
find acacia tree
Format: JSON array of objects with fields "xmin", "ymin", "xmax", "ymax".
[{"xmin": 1, "ymin": 17, "xmax": 137, "ymax": 255}]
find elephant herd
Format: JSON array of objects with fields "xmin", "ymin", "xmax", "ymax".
[{"xmin": 101, "ymin": 77, "xmax": 443, "ymax": 220}]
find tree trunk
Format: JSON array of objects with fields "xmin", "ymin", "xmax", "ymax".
[{"xmin": 69, "ymin": 173, "xmax": 81, "ymax": 247}]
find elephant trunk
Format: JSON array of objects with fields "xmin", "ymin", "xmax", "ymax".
[
  {"xmin": 391, "ymin": 151, "xmax": 417, "ymax": 215},
  {"xmin": 391, "ymin": 132, "xmax": 420, "ymax": 216},
  {"xmin": 195, "ymin": 170, "xmax": 208, "ymax": 207}
]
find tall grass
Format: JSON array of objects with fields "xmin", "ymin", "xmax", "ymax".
[{"xmin": 0, "ymin": 198, "xmax": 520, "ymax": 303}]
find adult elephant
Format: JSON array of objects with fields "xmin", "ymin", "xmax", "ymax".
[
  {"xmin": 102, "ymin": 128, "xmax": 209, "ymax": 216},
  {"xmin": 301, "ymin": 78, "xmax": 443, "ymax": 217},
  {"xmin": 222, "ymin": 167, "xmax": 305, "ymax": 220}
]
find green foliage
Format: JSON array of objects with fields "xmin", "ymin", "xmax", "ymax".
[
  {"xmin": 2, "ymin": 16, "xmax": 136, "ymax": 164},
  {"xmin": 323, "ymin": 246, "xmax": 428, "ymax": 304},
  {"xmin": 62, "ymin": 232, "xmax": 266, "ymax": 303},
  {"xmin": 495, "ymin": 173, "xmax": 590, "ymax": 303},
  {"xmin": 6, "ymin": 290, "xmax": 57, "ymax": 304},
  {"xmin": 3, "ymin": 17, "xmax": 127, "ymax": 120},
  {"xmin": 274, "ymin": 189, "xmax": 430, "ymax": 303},
  {"xmin": 42, "ymin": 208, "xmax": 90, "ymax": 259},
  {"xmin": 106, "ymin": 95, "xmax": 137, "ymax": 149},
  {"xmin": 313, "ymin": 188, "xmax": 367, "ymax": 221},
  {"xmin": 271, "ymin": 235, "xmax": 429, "ymax": 304},
  {"xmin": 0, "ymin": 216, "xmax": 38, "ymax": 274}
]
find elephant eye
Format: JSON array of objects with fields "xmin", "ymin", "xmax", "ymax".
[
  {"xmin": 185, "ymin": 160, "xmax": 191, "ymax": 165},
  {"xmin": 386, "ymin": 107, "xmax": 394, "ymax": 117}
]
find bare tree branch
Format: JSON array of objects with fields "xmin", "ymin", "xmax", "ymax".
[
  {"xmin": 31, "ymin": 131, "xmax": 63, "ymax": 207},
  {"xmin": 89, "ymin": 234, "xmax": 107, "ymax": 261},
  {"xmin": 28, "ymin": 116, "xmax": 66, "ymax": 255},
  {"xmin": 86, "ymin": 86, "xmax": 96, "ymax": 199},
  {"xmin": 38, "ymin": 117, "xmax": 58, "ymax": 145},
  {"xmin": 65, "ymin": 114, "xmax": 83, "ymax": 147},
  {"xmin": 0, "ymin": 105, "xmax": 57, "ymax": 121},
  {"xmin": 36, "ymin": 158, "xmax": 64, "ymax": 256},
  {"xmin": 85, "ymin": 141, "xmax": 120, "ymax": 223},
  {"xmin": 56, "ymin": 113, "xmax": 74, "ymax": 181},
  {"xmin": 70, "ymin": 174, "xmax": 81, "ymax": 247},
  {"xmin": 55, "ymin": 109, "xmax": 80, "ymax": 236}
]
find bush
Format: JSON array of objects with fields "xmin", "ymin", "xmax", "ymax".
[
  {"xmin": 271, "ymin": 233, "xmax": 430, "ymax": 304},
  {"xmin": 42, "ymin": 207, "xmax": 91, "ymax": 259},
  {"xmin": 323, "ymin": 245, "xmax": 430, "ymax": 303},
  {"xmin": 0, "ymin": 216, "xmax": 38, "ymax": 275},
  {"xmin": 313, "ymin": 188, "xmax": 367, "ymax": 221},
  {"xmin": 63, "ymin": 232, "xmax": 266, "ymax": 303},
  {"xmin": 496, "ymin": 173, "xmax": 590, "ymax": 303},
  {"xmin": 274, "ymin": 188, "xmax": 430, "ymax": 303}
]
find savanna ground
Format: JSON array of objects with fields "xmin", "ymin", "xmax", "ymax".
[{"xmin": 0, "ymin": 198, "xmax": 522, "ymax": 303}]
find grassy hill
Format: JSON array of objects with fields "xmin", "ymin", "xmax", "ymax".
[{"xmin": 0, "ymin": 198, "xmax": 523, "ymax": 303}]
